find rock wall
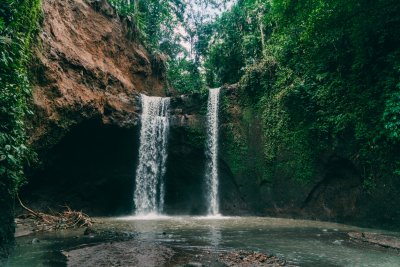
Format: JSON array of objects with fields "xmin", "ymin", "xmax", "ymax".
[
  {"xmin": 24, "ymin": 89, "xmax": 244, "ymax": 215},
  {"xmin": 23, "ymin": 0, "xmax": 167, "ymax": 214},
  {"xmin": 166, "ymin": 92, "xmax": 246, "ymax": 215},
  {"xmin": 29, "ymin": 0, "xmax": 166, "ymax": 153},
  {"xmin": 219, "ymin": 84, "xmax": 362, "ymax": 218},
  {"xmin": 219, "ymin": 84, "xmax": 399, "ymax": 229}
]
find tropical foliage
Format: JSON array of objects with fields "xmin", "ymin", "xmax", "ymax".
[
  {"xmin": 109, "ymin": 0, "xmax": 208, "ymax": 92},
  {"xmin": 0, "ymin": 0, "xmax": 41, "ymax": 253},
  {"xmin": 204, "ymin": 0, "xmax": 400, "ymax": 221}
]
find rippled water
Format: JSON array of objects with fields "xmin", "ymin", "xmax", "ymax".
[{"xmin": 7, "ymin": 217, "xmax": 400, "ymax": 266}]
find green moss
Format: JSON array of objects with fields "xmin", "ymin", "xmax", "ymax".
[
  {"xmin": 220, "ymin": 91, "xmax": 248, "ymax": 176},
  {"xmin": 223, "ymin": 122, "xmax": 248, "ymax": 176},
  {"xmin": 185, "ymin": 127, "xmax": 206, "ymax": 150}
]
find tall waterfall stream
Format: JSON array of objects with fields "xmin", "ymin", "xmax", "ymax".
[
  {"xmin": 205, "ymin": 88, "xmax": 221, "ymax": 216},
  {"xmin": 134, "ymin": 89, "xmax": 222, "ymax": 217},
  {"xmin": 134, "ymin": 94, "xmax": 170, "ymax": 215}
]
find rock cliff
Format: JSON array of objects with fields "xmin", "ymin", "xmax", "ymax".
[
  {"xmin": 23, "ymin": 0, "xmax": 166, "ymax": 214},
  {"xmin": 29, "ymin": 0, "xmax": 166, "ymax": 151}
]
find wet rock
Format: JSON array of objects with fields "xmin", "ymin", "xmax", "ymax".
[
  {"xmin": 84, "ymin": 227, "xmax": 97, "ymax": 236},
  {"xmin": 332, "ymin": 240, "xmax": 344, "ymax": 245},
  {"xmin": 184, "ymin": 262, "xmax": 204, "ymax": 267},
  {"xmin": 348, "ymin": 232, "xmax": 400, "ymax": 250},
  {"xmin": 64, "ymin": 240, "xmax": 174, "ymax": 267},
  {"xmin": 218, "ymin": 250, "xmax": 297, "ymax": 267},
  {"xmin": 84, "ymin": 228, "xmax": 136, "ymax": 241},
  {"xmin": 31, "ymin": 238, "xmax": 40, "ymax": 244}
]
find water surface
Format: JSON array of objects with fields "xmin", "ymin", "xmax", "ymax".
[{"xmin": 8, "ymin": 216, "xmax": 400, "ymax": 266}]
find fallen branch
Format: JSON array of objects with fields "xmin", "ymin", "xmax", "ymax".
[
  {"xmin": 17, "ymin": 194, "xmax": 41, "ymax": 218},
  {"xmin": 17, "ymin": 195, "xmax": 92, "ymax": 231}
]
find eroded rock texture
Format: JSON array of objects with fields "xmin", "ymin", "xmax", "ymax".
[
  {"xmin": 23, "ymin": 0, "xmax": 166, "ymax": 215},
  {"xmin": 29, "ymin": 0, "xmax": 166, "ymax": 151}
]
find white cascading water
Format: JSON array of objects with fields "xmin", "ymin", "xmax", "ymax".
[
  {"xmin": 134, "ymin": 94, "xmax": 170, "ymax": 216},
  {"xmin": 205, "ymin": 88, "xmax": 221, "ymax": 216}
]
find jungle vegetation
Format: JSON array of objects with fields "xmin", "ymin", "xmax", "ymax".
[
  {"xmin": 1, "ymin": 0, "xmax": 400, "ymax": 256},
  {"xmin": 0, "ymin": 0, "xmax": 41, "ymax": 256},
  {"xmin": 202, "ymin": 0, "xmax": 400, "ymax": 222}
]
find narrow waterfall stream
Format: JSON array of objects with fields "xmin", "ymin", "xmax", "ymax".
[
  {"xmin": 134, "ymin": 94, "xmax": 170, "ymax": 215},
  {"xmin": 205, "ymin": 88, "xmax": 221, "ymax": 216}
]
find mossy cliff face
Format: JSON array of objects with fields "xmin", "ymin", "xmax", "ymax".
[
  {"xmin": 162, "ymin": 93, "xmax": 244, "ymax": 215},
  {"xmin": 219, "ymin": 85, "xmax": 271, "ymax": 214},
  {"xmin": 219, "ymin": 84, "xmax": 400, "ymax": 228},
  {"xmin": 219, "ymin": 84, "xmax": 356, "ymax": 218}
]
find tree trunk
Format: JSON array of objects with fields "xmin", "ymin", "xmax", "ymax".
[
  {"xmin": 134, "ymin": 0, "xmax": 139, "ymax": 16},
  {"xmin": 259, "ymin": 19, "xmax": 265, "ymax": 49}
]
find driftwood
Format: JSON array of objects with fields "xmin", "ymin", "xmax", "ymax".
[{"xmin": 17, "ymin": 195, "xmax": 92, "ymax": 230}]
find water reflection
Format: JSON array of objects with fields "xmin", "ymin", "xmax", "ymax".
[
  {"xmin": 209, "ymin": 225, "xmax": 221, "ymax": 248},
  {"xmin": 8, "ymin": 217, "xmax": 400, "ymax": 267}
]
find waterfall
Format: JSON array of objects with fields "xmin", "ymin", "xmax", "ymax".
[
  {"xmin": 205, "ymin": 88, "xmax": 221, "ymax": 216},
  {"xmin": 134, "ymin": 94, "xmax": 170, "ymax": 215}
]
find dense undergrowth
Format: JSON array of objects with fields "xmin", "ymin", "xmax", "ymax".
[
  {"xmin": 0, "ymin": 0, "xmax": 41, "ymax": 257},
  {"xmin": 205, "ymin": 0, "xmax": 400, "ymax": 224}
]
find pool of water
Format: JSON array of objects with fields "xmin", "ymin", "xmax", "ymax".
[{"xmin": 7, "ymin": 216, "xmax": 400, "ymax": 266}]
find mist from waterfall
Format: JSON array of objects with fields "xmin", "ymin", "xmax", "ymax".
[
  {"xmin": 134, "ymin": 94, "xmax": 170, "ymax": 216},
  {"xmin": 205, "ymin": 88, "xmax": 221, "ymax": 216}
]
